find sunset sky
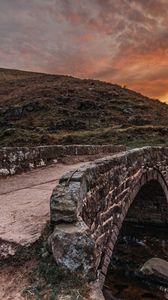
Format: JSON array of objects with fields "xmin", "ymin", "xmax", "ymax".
[{"xmin": 0, "ymin": 0, "xmax": 168, "ymax": 102}]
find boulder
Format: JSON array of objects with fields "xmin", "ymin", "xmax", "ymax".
[
  {"xmin": 48, "ymin": 221, "xmax": 96, "ymax": 281},
  {"xmin": 140, "ymin": 258, "xmax": 168, "ymax": 280},
  {"xmin": 139, "ymin": 257, "xmax": 168, "ymax": 297}
]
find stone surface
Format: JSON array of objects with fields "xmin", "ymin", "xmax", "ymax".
[
  {"xmin": 50, "ymin": 146, "xmax": 168, "ymax": 288},
  {"xmin": 49, "ymin": 221, "xmax": 96, "ymax": 281},
  {"xmin": 140, "ymin": 257, "xmax": 168, "ymax": 279},
  {"xmin": 2, "ymin": 145, "xmax": 168, "ymax": 299},
  {"xmin": 0, "ymin": 145, "xmax": 125, "ymax": 177},
  {"xmin": 50, "ymin": 182, "xmax": 81, "ymax": 223}
]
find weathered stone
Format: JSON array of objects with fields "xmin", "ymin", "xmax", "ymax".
[
  {"xmin": 50, "ymin": 177, "xmax": 87, "ymax": 223},
  {"xmin": 140, "ymin": 257, "xmax": 168, "ymax": 279},
  {"xmin": 0, "ymin": 144, "xmax": 125, "ymax": 177},
  {"xmin": 49, "ymin": 146, "xmax": 168, "ymax": 290},
  {"xmin": 50, "ymin": 182, "xmax": 81, "ymax": 223},
  {"xmin": 48, "ymin": 221, "xmax": 96, "ymax": 281}
]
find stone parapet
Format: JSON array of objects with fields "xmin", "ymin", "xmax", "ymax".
[{"xmin": 0, "ymin": 144, "xmax": 125, "ymax": 177}]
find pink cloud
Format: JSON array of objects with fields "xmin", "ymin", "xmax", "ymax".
[{"xmin": 0, "ymin": 0, "xmax": 168, "ymax": 101}]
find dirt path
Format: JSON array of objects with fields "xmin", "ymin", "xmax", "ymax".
[
  {"xmin": 0, "ymin": 162, "xmax": 86, "ymax": 248},
  {"xmin": 0, "ymin": 162, "xmax": 91, "ymax": 300}
]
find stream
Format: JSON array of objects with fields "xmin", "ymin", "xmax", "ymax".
[{"xmin": 103, "ymin": 222, "xmax": 168, "ymax": 300}]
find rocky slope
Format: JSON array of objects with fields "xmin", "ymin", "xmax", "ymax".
[{"xmin": 0, "ymin": 68, "xmax": 168, "ymax": 147}]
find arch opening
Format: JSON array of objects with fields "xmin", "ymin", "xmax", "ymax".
[
  {"xmin": 103, "ymin": 179, "xmax": 168, "ymax": 299},
  {"xmin": 125, "ymin": 179, "xmax": 168, "ymax": 225}
]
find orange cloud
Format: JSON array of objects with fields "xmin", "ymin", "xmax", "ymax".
[{"xmin": 0, "ymin": 0, "xmax": 168, "ymax": 101}]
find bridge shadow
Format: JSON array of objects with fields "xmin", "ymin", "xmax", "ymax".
[
  {"xmin": 126, "ymin": 179, "xmax": 168, "ymax": 225},
  {"xmin": 103, "ymin": 179, "xmax": 168, "ymax": 299}
]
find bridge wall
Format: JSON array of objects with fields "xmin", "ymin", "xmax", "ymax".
[
  {"xmin": 49, "ymin": 147, "xmax": 168, "ymax": 287},
  {"xmin": 0, "ymin": 144, "xmax": 125, "ymax": 177}
]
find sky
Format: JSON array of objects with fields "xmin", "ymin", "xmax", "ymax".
[{"xmin": 0, "ymin": 0, "xmax": 168, "ymax": 102}]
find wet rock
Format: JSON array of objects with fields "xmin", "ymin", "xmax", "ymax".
[
  {"xmin": 137, "ymin": 257, "xmax": 168, "ymax": 296},
  {"xmin": 140, "ymin": 258, "xmax": 168, "ymax": 280}
]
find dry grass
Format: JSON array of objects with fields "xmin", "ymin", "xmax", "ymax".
[{"xmin": 0, "ymin": 68, "xmax": 168, "ymax": 147}]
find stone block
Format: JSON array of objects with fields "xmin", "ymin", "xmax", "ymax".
[{"xmin": 49, "ymin": 222, "xmax": 96, "ymax": 281}]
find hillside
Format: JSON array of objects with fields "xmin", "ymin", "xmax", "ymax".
[{"xmin": 0, "ymin": 68, "xmax": 168, "ymax": 147}]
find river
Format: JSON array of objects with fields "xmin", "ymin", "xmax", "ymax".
[{"xmin": 103, "ymin": 222, "xmax": 168, "ymax": 300}]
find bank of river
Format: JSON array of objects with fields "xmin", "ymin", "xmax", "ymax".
[{"xmin": 103, "ymin": 222, "xmax": 168, "ymax": 300}]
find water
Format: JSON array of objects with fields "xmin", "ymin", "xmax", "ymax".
[{"xmin": 103, "ymin": 222, "xmax": 168, "ymax": 300}]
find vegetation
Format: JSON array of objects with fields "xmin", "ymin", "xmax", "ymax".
[
  {"xmin": 23, "ymin": 225, "xmax": 88, "ymax": 300},
  {"xmin": 0, "ymin": 67, "xmax": 168, "ymax": 147},
  {"xmin": 23, "ymin": 251, "xmax": 88, "ymax": 300},
  {"xmin": 1, "ymin": 224, "xmax": 88, "ymax": 300}
]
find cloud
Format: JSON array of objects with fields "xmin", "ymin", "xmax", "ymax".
[{"xmin": 0, "ymin": 0, "xmax": 168, "ymax": 101}]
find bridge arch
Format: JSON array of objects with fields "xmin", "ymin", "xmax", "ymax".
[
  {"xmin": 98, "ymin": 168, "xmax": 168, "ymax": 284},
  {"xmin": 49, "ymin": 147, "xmax": 168, "ymax": 295}
]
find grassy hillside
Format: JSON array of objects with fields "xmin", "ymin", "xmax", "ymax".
[{"xmin": 0, "ymin": 68, "xmax": 168, "ymax": 147}]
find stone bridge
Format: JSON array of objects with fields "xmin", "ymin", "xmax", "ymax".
[{"xmin": 49, "ymin": 146, "xmax": 168, "ymax": 297}]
